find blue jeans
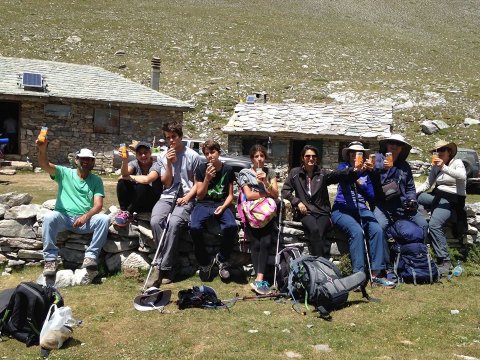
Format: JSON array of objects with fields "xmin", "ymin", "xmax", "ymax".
[
  {"xmin": 418, "ymin": 192, "xmax": 451, "ymax": 260},
  {"xmin": 190, "ymin": 203, "xmax": 238, "ymax": 265},
  {"xmin": 42, "ymin": 211, "xmax": 110, "ymax": 261},
  {"xmin": 331, "ymin": 205, "xmax": 385, "ymax": 273}
]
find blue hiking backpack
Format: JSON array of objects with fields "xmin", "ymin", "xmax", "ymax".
[{"xmin": 387, "ymin": 220, "xmax": 439, "ymax": 285}]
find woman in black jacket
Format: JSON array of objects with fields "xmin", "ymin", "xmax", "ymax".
[{"xmin": 281, "ymin": 145, "xmax": 360, "ymax": 257}]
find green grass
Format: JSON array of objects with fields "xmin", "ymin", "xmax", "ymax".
[{"xmin": 1, "ymin": 268, "xmax": 480, "ymax": 360}]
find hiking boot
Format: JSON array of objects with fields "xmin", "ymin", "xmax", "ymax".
[
  {"xmin": 438, "ymin": 260, "xmax": 452, "ymax": 277},
  {"xmin": 250, "ymin": 280, "xmax": 271, "ymax": 295},
  {"xmin": 161, "ymin": 270, "xmax": 173, "ymax": 285},
  {"xmin": 215, "ymin": 254, "xmax": 230, "ymax": 280},
  {"xmin": 43, "ymin": 260, "xmax": 58, "ymax": 276},
  {"xmin": 145, "ymin": 266, "xmax": 161, "ymax": 288},
  {"xmin": 81, "ymin": 257, "xmax": 98, "ymax": 271},
  {"xmin": 114, "ymin": 210, "xmax": 132, "ymax": 227},
  {"xmin": 198, "ymin": 259, "xmax": 215, "ymax": 282},
  {"xmin": 371, "ymin": 277, "xmax": 396, "ymax": 289}
]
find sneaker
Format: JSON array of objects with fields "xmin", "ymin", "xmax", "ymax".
[
  {"xmin": 250, "ymin": 280, "xmax": 271, "ymax": 295},
  {"xmin": 145, "ymin": 266, "xmax": 161, "ymax": 288},
  {"xmin": 215, "ymin": 254, "xmax": 230, "ymax": 280},
  {"xmin": 199, "ymin": 259, "xmax": 215, "ymax": 282},
  {"xmin": 43, "ymin": 260, "xmax": 57, "ymax": 276},
  {"xmin": 371, "ymin": 277, "xmax": 396, "ymax": 289},
  {"xmin": 81, "ymin": 257, "xmax": 98, "ymax": 271},
  {"xmin": 114, "ymin": 210, "xmax": 132, "ymax": 227},
  {"xmin": 161, "ymin": 270, "xmax": 173, "ymax": 285},
  {"xmin": 438, "ymin": 260, "xmax": 452, "ymax": 276}
]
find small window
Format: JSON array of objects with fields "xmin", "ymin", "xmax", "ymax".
[
  {"xmin": 241, "ymin": 137, "xmax": 269, "ymax": 155},
  {"xmin": 44, "ymin": 104, "xmax": 71, "ymax": 117},
  {"xmin": 94, "ymin": 108, "xmax": 119, "ymax": 134}
]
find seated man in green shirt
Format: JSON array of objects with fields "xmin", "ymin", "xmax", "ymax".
[{"xmin": 37, "ymin": 139, "xmax": 110, "ymax": 277}]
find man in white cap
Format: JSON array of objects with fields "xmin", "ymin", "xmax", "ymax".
[{"xmin": 37, "ymin": 139, "xmax": 110, "ymax": 277}]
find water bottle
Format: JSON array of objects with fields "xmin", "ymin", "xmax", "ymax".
[
  {"xmin": 447, "ymin": 260, "xmax": 464, "ymax": 282},
  {"xmin": 452, "ymin": 260, "xmax": 464, "ymax": 277}
]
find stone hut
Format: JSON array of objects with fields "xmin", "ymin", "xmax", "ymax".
[
  {"xmin": 223, "ymin": 103, "xmax": 393, "ymax": 170},
  {"xmin": 0, "ymin": 56, "xmax": 193, "ymax": 168}
]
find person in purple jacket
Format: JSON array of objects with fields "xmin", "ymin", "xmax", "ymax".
[{"xmin": 331, "ymin": 142, "xmax": 395, "ymax": 288}]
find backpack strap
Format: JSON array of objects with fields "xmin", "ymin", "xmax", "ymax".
[{"xmin": 316, "ymin": 305, "xmax": 332, "ymax": 321}]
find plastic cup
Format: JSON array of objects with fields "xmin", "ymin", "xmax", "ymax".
[
  {"xmin": 369, "ymin": 153, "xmax": 376, "ymax": 163},
  {"xmin": 120, "ymin": 143, "xmax": 128, "ymax": 159},
  {"xmin": 431, "ymin": 151, "xmax": 438, "ymax": 165},
  {"xmin": 355, "ymin": 152, "xmax": 363, "ymax": 167},
  {"xmin": 37, "ymin": 126, "xmax": 48, "ymax": 143}
]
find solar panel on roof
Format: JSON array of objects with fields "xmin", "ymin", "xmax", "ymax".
[{"xmin": 22, "ymin": 72, "xmax": 43, "ymax": 88}]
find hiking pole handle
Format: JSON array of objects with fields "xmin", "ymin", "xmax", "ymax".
[{"xmin": 169, "ymin": 183, "xmax": 182, "ymax": 212}]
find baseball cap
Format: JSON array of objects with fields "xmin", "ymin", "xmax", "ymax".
[
  {"xmin": 76, "ymin": 148, "xmax": 95, "ymax": 159},
  {"xmin": 135, "ymin": 141, "xmax": 151, "ymax": 151}
]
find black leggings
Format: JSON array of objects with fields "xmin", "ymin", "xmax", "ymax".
[
  {"xmin": 301, "ymin": 214, "xmax": 331, "ymax": 257},
  {"xmin": 116, "ymin": 179, "xmax": 159, "ymax": 213},
  {"xmin": 246, "ymin": 221, "xmax": 273, "ymax": 275}
]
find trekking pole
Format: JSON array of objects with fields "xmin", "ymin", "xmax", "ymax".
[
  {"xmin": 352, "ymin": 183, "xmax": 374, "ymax": 287},
  {"xmin": 272, "ymin": 196, "xmax": 284, "ymax": 290},
  {"xmin": 142, "ymin": 184, "xmax": 182, "ymax": 293},
  {"xmin": 223, "ymin": 292, "xmax": 288, "ymax": 307}
]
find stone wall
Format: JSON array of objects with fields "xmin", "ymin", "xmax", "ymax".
[
  {"xmin": 17, "ymin": 99, "xmax": 183, "ymax": 165},
  {"xmin": 1, "ymin": 192, "xmax": 479, "ymax": 285}
]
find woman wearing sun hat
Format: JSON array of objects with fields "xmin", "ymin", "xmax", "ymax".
[
  {"xmin": 331, "ymin": 141, "xmax": 395, "ymax": 288},
  {"xmin": 416, "ymin": 140, "xmax": 467, "ymax": 275},
  {"xmin": 371, "ymin": 134, "xmax": 428, "ymax": 238}
]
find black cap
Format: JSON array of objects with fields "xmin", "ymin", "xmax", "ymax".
[{"xmin": 135, "ymin": 141, "xmax": 151, "ymax": 151}]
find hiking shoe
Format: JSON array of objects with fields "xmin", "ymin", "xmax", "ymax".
[
  {"xmin": 199, "ymin": 259, "xmax": 215, "ymax": 282},
  {"xmin": 81, "ymin": 257, "xmax": 98, "ymax": 271},
  {"xmin": 43, "ymin": 260, "xmax": 57, "ymax": 276},
  {"xmin": 250, "ymin": 280, "xmax": 271, "ymax": 295},
  {"xmin": 161, "ymin": 270, "xmax": 173, "ymax": 285},
  {"xmin": 145, "ymin": 266, "xmax": 161, "ymax": 288},
  {"xmin": 215, "ymin": 254, "xmax": 230, "ymax": 280},
  {"xmin": 114, "ymin": 210, "xmax": 132, "ymax": 227},
  {"xmin": 371, "ymin": 277, "xmax": 396, "ymax": 289},
  {"xmin": 438, "ymin": 260, "xmax": 452, "ymax": 277}
]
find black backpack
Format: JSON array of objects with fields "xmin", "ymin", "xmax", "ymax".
[
  {"xmin": 287, "ymin": 255, "xmax": 366, "ymax": 320},
  {"xmin": 275, "ymin": 246, "xmax": 302, "ymax": 292},
  {"xmin": 0, "ymin": 282, "xmax": 63, "ymax": 346},
  {"xmin": 176, "ymin": 286, "xmax": 226, "ymax": 310}
]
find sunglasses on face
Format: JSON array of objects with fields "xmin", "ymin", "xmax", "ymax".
[
  {"xmin": 386, "ymin": 140, "xmax": 404, "ymax": 146},
  {"xmin": 77, "ymin": 157, "xmax": 94, "ymax": 161},
  {"xmin": 304, "ymin": 154, "xmax": 317, "ymax": 159},
  {"xmin": 436, "ymin": 147, "xmax": 449, "ymax": 152}
]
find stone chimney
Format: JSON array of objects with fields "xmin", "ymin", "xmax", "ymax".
[{"xmin": 151, "ymin": 57, "xmax": 161, "ymax": 91}]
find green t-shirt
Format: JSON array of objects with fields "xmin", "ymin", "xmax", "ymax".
[{"xmin": 53, "ymin": 166, "xmax": 105, "ymax": 216}]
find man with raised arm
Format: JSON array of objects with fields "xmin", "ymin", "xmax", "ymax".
[{"xmin": 37, "ymin": 138, "xmax": 110, "ymax": 277}]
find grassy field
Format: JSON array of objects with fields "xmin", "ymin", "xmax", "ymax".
[
  {"xmin": 1, "ymin": 268, "xmax": 480, "ymax": 360},
  {"xmin": 0, "ymin": 0, "xmax": 479, "ymax": 155}
]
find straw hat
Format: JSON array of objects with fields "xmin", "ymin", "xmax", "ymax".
[
  {"xmin": 133, "ymin": 288, "xmax": 171, "ymax": 311},
  {"xmin": 341, "ymin": 141, "xmax": 370, "ymax": 161},
  {"xmin": 379, "ymin": 134, "xmax": 412, "ymax": 161},
  {"xmin": 431, "ymin": 140, "xmax": 457, "ymax": 158}
]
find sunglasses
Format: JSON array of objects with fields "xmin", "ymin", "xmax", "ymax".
[
  {"xmin": 386, "ymin": 140, "xmax": 404, "ymax": 146},
  {"xmin": 304, "ymin": 154, "xmax": 317, "ymax": 159},
  {"xmin": 436, "ymin": 147, "xmax": 449, "ymax": 152}
]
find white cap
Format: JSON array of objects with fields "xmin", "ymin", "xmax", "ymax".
[{"xmin": 76, "ymin": 148, "xmax": 95, "ymax": 159}]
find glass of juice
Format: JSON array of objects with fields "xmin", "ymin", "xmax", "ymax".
[{"xmin": 37, "ymin": 126, "xmax": 48, "ymax": 143}]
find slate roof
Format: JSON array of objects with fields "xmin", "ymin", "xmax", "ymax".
[
  {"xmin": 0, "ymin": 57, "xmax": 193, "ymax": 111},
  {"xmin": 223, "ymin": 103, "xmax": 393, "ymax": 139}
]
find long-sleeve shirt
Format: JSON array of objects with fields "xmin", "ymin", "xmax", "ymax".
[
  {"xmin": 371, "ymin": 153, "xmax": 417, "ymax": 207},
  {"xmin": 416, "ymin": 158, "xmax": 466, "ymax": 196},
  {"xmin": 281, "ymin": 165, "xmax": 357, "ymax": 216},
  {"xmin": 333, "ymin": 162, "xmax": 375, "ymax": 211}
]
